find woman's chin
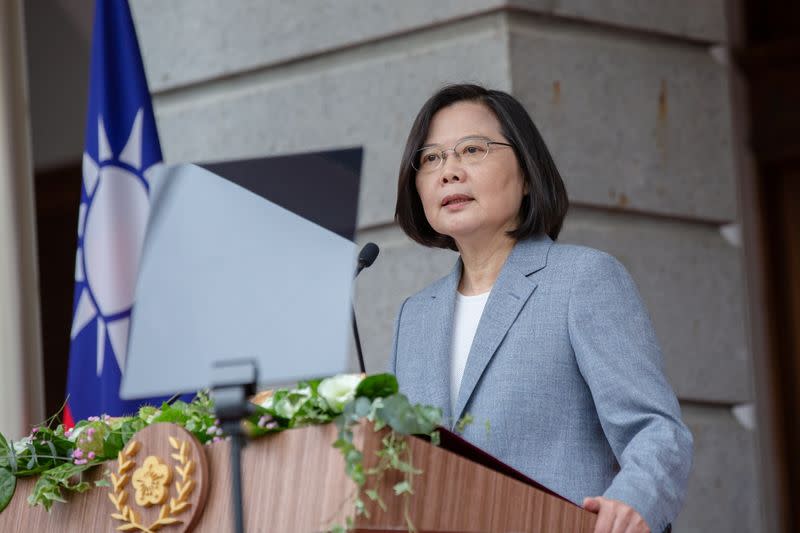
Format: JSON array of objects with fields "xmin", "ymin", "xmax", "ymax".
[{"xmin": 438, "ymin": 224, "xmax": 486, "ymax": 243}]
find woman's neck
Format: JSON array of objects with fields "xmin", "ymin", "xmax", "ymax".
[{"xmin": 456, "ymin": 235, "xmax": 516, "ymax": 295}]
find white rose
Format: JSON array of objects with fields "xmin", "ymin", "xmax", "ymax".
[{"xmin": 318, "ymin": 374, "xmax": 363, "ymax": 413}]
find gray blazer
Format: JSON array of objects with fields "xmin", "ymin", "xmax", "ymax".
[{"xmin": 390, "ymin": 234, "xmax": 692, "ymax": 532}]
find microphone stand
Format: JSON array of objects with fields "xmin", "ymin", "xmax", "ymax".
[
  {"xmin": 352, "ymin": 262, "xmax": 367, "ymax": 374},
  {"xmin": 352, "ymin": 305, "xmax": 366, "ymax": 374},
  {"xmin": 211, "ymin": 359, "xmax": 257, "ymax": 533},
  {"xmin": 352, "ymin": 242, "xmax": 379, "ymax": 374}
]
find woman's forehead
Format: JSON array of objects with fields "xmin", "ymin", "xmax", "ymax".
[{"xmin": 424, "ymin": 101, "xmax": 502, "ymax": 145}]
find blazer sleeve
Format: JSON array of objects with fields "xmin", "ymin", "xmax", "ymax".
[{"xmin": 568, "ymin": 249, "xmax": 693, "ymax": 532}]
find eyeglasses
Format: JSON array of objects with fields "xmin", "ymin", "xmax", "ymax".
[{"xmin": 412, "ymin": 137, "xmax": 514, "ymax": 173}]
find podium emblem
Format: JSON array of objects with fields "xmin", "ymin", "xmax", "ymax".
[{"xmin": 107, "ymin": 424, "xmax": 209, "ymax": 532}]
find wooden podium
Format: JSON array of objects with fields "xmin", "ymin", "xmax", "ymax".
[{"xmin": 0, "ymin": 422, "xmax": 597, "ymax": 532}]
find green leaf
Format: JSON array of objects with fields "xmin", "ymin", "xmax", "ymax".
[
  {"xmin": 353, "ymin": 397, "xmax": 372, "ymax": 418},
  {"xmin": 152, "ymin": 406, "xmax": 189, "ymax": 425},
  {"xmin": 0, "ymin": 468, "xmax": 16, "ymax": 513},
  {"xmin": 27, "ymin": 462, "xmax": 95, "ymax": 511},
  {"xmin": 355, "ymin": 373, "xmax": 398, "ymax": 400},
  {"xmin": 365, "ymin": 488, "xmax": 387, "ymax": 511},
  {"xmin": 392, "ymin": 480, "xmax": 412, "ymax": 495},
  {"xmin": 102, "ymin": 431, "xmax": 123, "ymax": 459},
  {"xmin": 416, "ymin": 404, "xmax": 442, "ymax": 424},
  {"xmin": 42, "ymin": 462, "xmax": 95, "ymax": 490},
  {"xmin": 25, "ymin": 442, "xmax": 39, "ymax": 470},
  {"xmin": 455, "ymin": 413, "xmax": 474, "ymax": 435},
  {"xmin": 136, "ymin": 405, "xmax": 159, "ymax": 423},
  {"xmin": 377, "ymin": 394, "xmax": 441, "ymax": 436}
]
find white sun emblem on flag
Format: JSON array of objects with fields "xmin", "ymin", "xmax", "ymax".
[{"xmin": 70, "ymin": 108, "xmax": 161, "ymax": 376}]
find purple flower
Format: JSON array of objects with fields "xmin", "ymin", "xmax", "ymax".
[{"xmin": 88, "ymin": 451, "xmax": 96, "ymax": 460}]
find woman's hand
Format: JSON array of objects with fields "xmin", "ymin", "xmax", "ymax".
[{"xmin": 583, "ymin": 496, "xmax": 650, "ymax": 533}]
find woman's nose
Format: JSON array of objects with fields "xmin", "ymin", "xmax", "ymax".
[{"xmin": 440, "ymin": 155, "xmax": 464, "ymax": 183}]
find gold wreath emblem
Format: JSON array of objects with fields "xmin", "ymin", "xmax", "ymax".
[{"xmin": 108, "ymin": 436, "xmax": 196, "ymax": 532}]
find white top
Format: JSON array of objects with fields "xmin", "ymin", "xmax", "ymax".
[{"xmin": 449, "ymin": 289, "xmax": 491, "ymax": 413}]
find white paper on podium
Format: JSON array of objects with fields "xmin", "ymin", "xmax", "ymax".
[{"xmin": 120, "ymin": 163, "xmax": 356, "ymax": 399}]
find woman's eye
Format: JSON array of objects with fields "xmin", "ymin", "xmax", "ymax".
[
  {"xmin": 462, "ymin": 145, "xmax": 485, "ymax": 155},
  {"xmin": 423, "ymin": 154, "xmax": 438, "ymax": 162}
]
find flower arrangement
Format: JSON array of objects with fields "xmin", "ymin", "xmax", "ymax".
[{"xmin": 0, "ymin": 373, "xmax": 442, "ymax": 532}]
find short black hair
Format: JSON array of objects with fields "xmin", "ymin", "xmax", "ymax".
[{"xmin": 395, "ymin": 84, "xmax": 569, "ymax": 250}]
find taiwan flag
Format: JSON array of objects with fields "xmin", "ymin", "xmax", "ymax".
[{"xmin": 65, "ymin": 0, "xmax": 186, "ymax": 425}]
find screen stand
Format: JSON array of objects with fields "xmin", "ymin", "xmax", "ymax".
[{"xmin": 211, "ymin": 359, "xmax": 258, "ymax": 533}]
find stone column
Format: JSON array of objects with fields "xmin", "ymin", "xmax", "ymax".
[{"xmin": 0, "ymin": 0, "xmax": 45, "ymax": 438}]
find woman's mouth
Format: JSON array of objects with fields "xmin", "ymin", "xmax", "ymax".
[{"xmin": 441, "ymin": 194, "xmax": 474, "ymax": 207}]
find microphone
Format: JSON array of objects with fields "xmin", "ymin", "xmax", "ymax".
[
  {"xmin": 352, "ymin": 242, "xmax": 380, "ymax": 374},
  {"xmin": 356, "ymin": 242, "xmax": 379, "ymax": 275}
]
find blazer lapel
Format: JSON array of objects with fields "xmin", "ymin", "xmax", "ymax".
[
  {"xmin": 452, "ymin": 235, "xmax": 552, "ymax": 426},
  {"xmin": 419, "ymin": 260, "xmax": 461, "ymax": 422}
]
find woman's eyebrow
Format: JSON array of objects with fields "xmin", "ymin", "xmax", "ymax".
[{"xmin": 419, "ymin": 134, "xmax": 491, "ymax": 149}]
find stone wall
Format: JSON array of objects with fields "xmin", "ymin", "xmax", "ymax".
[{"xmin": 130, "ymin": 1, "xmax": 758, "ymax": 530}]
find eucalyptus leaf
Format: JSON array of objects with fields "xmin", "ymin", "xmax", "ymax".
[
  {"xmin": 0, "ymin": 468, "xmax": 16, "ymax": 513},
  {"xmin": 377, "ymin": 394, "xmax": 436, "ymax": 435},
  {"xmin": 353, "ymin": 397, "xmax": 372, "ymax": 418},
  {"xmin": 25, "ymin": 442, "xmax": 38, "ymax": 470},
  {"xmin": 5, "ymin": 439, "xmax": 17, "ymax": 473}
]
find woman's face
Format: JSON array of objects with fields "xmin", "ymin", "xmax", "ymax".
[{"xmin": 414, "ymin": 101, "xmax": 525, "ymax": 247}]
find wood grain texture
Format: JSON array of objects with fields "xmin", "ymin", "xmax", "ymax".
[
  {"xmin": 0, "ymin": 422, "xmax": 596, "ymax": 532},
  {"xmin": 203, "ymin": 423, "xmax": 359, "ymax": 532},
  {"xmin": 355, "ymin": 427, "xmax": 597, "ymax": 532}
]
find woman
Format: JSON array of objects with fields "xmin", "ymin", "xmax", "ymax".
[{"xmin": 390, "ymin": 84, "xmax": 692, "ymax": 533}]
